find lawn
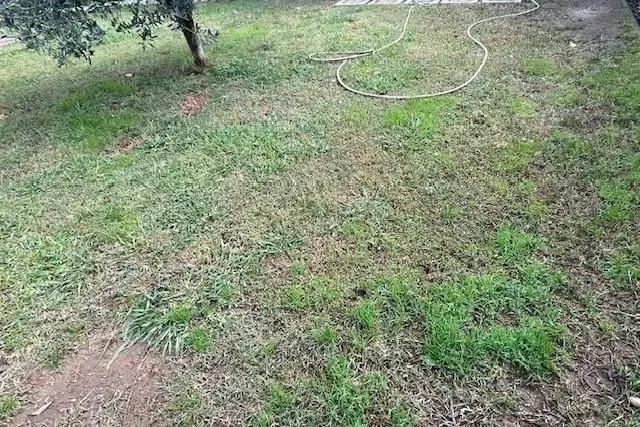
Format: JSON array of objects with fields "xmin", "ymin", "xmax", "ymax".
[{"xmin": 0, "ymin": 0, "xmax": 639, "ymax": 425}]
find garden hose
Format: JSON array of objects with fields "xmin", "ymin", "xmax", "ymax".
[{"xmin": 309, "ymin": 0, "xmax": 540, "ymax": 100}]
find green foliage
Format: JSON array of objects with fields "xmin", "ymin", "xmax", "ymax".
[
  {"xmin": 290, "ymin": 261, "xmax": 308, "ymax": 277},
  {"xmin": 352, "ymin": 300, "xmax": 379, "ymax": 335},
  {"xmin": 349, "ymin": 55, "xmax": 425, "ymax": 95},
  {"xmin": 587, "ymin": 48, "xmax": 640, "ymax": 124},
  {"xmin": 317, "ymin": 356, "xmax": 386, "ymax": 426},
  {"xmin": 423, "ymin": 272, "xmax": 564, "ymax": 376},
  {"xmin": 383, "ymin": 98, "xmax": 455, "ymax": 137},
  {"xmin": 256, "ymin": 339, "xmax": 279, "ymax": 361},
  {"xmin": 248, "ymin": 360, "xmax": 388, "ymax": 427},
  {"xmin": 122, "ymin": 291, "xmax": 204, "ymax": 354},
  {"xmin": 79, "ymin": 205, "xmax": 140, "ymax": 244},
  {"xmin": 282, "ymin": 276, "xmax": 344, "ymax": 310},
  {"xmin": 266, "ymin": 384, "xmax": 294, "ymax": 411},
  {"xmin": 547, "ymin": 130, "xmax": 591, "ymax": 165},
  {"xmin": 442, "ymin": 204, "xmax": 461, "ymax": 223},
  {"xmin": 510, "ymin": 97, "xmax": 537, "ymax": 118},
  {"xmin": 0, "ymin": 396, "xmax": 18, "ymax": 421},
  {"xmin": 246, "ymin": 384, "xmax": 296, "ymax": 427},
  {"xmin": 2, "ymin": 3, "xmax": 638, "ymax": 425},
  {"xmin": 187, "ymin": 326, "xmax": 209, "ymax": 352},
  {"xmin": 626, "ymin": 366, "xmax": 640, "ymax": 391},
  {"xmin": 603, "ymin": 251, "xmax": 640, "ymax": 291},
  {"xmin": 312, "ymin": 324, "xmax": 338, "ymax": 345},
  {"xmin": 391, "ymin": 407, "xmax": 414, "ymax": 427},
  {"xmin": 218, "ymin": 23, "xmax": 268, "ymax": 49},
  {"xmin": 497, "ymin": 226, "xmax": 541, "ymax": 262},
  {"xmin": 255, "ymin": 224, "xmax": 306, "ymax": 257},
  {"xmin": 499, "ymin": 139, "xmax": 541, "ymax": 174},
  {"xmin": 521, "ymin": 58, "xmax": 558, "ymax": 77},
  {"xmin": 46, "ymin": 342, "xmax": 70, "ymax": 369},
  {"xmin": 597, "ymin": 180, "xmax": 637, "ymax": 223},
  {"xmin": 0, "ymin": 0, "xmax": 204, "ymax": 64},
  {"xmin": 627, "ymin": 418, "xmax": 640, "ymax": 427},
  {"xmin": 366, "ymin": 275, "xmax": 422, "ymax": 328}
]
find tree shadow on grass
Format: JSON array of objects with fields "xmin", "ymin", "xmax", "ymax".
[{"xmin": 0, "ymin": 29, "xmax": 315, "ymax": 180}]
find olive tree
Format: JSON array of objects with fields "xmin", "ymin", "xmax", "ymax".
[{"xmin": 0, "ymin": 0, "xmax": 212, "ymax": 67}]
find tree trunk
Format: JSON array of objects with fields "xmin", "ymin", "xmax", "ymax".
[{"xmin": 175, "ymin": 11, "xmax": 205, "ymax": 68}]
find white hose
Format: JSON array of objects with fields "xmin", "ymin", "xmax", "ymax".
[{"xmin": 309, "ymin": 0, "xmax": 540, "ymax": 100}]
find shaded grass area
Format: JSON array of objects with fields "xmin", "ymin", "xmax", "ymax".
[{"xmin": 1, "ymin": 0, "xmax": 639, "ymax": 426}]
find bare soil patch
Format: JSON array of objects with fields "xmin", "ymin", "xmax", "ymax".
[
  {"xmin": 11, "ymin": 335, "xmax": 168, "ymax": 427},
  {"xmin": 179, "ymin": 94, "xmax": 207, "ymax": 117}
]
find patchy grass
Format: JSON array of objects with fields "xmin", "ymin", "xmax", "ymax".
[
  {"xmin": 249, "ymin": 357, "xmax": 388, "ymax": 426},
  {"xmin": 423, "ymin": 266, "xmax": 565, "ymax": 376},
  {"xmin": 383, "ymin": 97, "xmax": 455, "ymax": 140},
  {"xmin": 497, "ymin": 226, "xmax": 541, "ymax": 262},
  {"xmin": 1, "ymin": 0, "xmax": 639, "ymax": 426},
  {"xmin": 521, "ymin": 57, "xmax": 558, "ymax": 77},
  {"xmin": 510, "ymin": 97, "xmax": 537, "ymax": 118}
]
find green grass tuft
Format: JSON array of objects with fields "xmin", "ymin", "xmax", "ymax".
[
  {"xmin": 603, "ymin": 251, "xmax": 640, "ymax": 291},
  {"xmin": 0, "ymin": 396, "xmax": 18, "ymax": 421},
  {"xmin": 383, "ymin": 97, "xmax": 455, "ymax": 138},
  {"xmin": 79, "ymin": 205, "xmax": 140, "ymax": 245},
  {"xmin": 423, "ymin": 272, "xmax": 564, "ymax": 376},
  {"xmin": 521, "ymin": 58, "xmax": 558, "ymax": 77},
  {"xmin": 499, "ymin": 139, "xmax": 541, "ymax": 174},
  {"xmin": 587, "ymin": 48, "xmax": 640, "ymax": 124},
  {"xmin": 266, "ymin": 384, "xmax": 294, "ymax": 411},
  {"xmin": 597, "ymin": 180, "xmax": 637, "ymax": 223},
  {"xmin": 391, "ymin": 406, "xmax": 414, "ymax": 427},
  {"xmin": 510, "ymin": 97, "xmax": 537, "ymax": 118},
  {"xmin": 366, "ymin": 275, "xmax": 422, "ymax": 328},
  {"xmin": 312, "ymin": 323, "xmax": 338, "ymax": 345},
  {"xmin": 187, "ymin": 326, "xmax": 210, "ymax": 353},
  {"xmin": 352, "ymin": 300, "xmax": 379, "ymax": 335},
  {"xmin": 318, "ymin": 356, "xmax": 386, "ymax": 426},
  {"xmin": 122, "ymin": 292, "xmax": 204, "ymax": 354},
  {"xmin": 497, "ymin": 226, "xmax": 541, "ymax": 262},
  {"xmin": 282, "ymin": 276, "xmax": 344, "ymax": 310}
]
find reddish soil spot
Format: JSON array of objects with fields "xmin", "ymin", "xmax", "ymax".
[
  {"xmin": 116, "ymin": 137, "xmax": 142, "ymax": 152},
  {"xmin": 179, "ymin": 94, "xmax": 207, "ymax": 117},
  {"xmin": 105, "ymin": 137, "xmax": 142, "ymax": 156},
  {"xmin": 12, "ymin": 335, "xmax": 168, "ymax": 427}
]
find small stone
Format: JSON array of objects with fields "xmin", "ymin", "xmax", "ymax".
[
  {"xmin": 124, "ymin": 73, "xmax": 134, "ymax": 78},
  {"xmin": 629, "ymin": 396, "xmax": 640, "ymax": 408}
]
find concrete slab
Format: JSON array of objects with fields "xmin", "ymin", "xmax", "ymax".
[
  {"xmin": 336, "ymin": 0, "xmax": 524, "ymax": 5},
  {"xmin": 0, "ymin": 38, "xmax": 16, "ymax": 48},
  {"xmin": 335, "ymin": 0, "xmax": 372, "ymax": 5}
]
